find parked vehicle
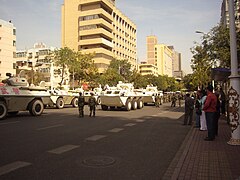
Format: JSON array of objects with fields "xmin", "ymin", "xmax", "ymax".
[
  {"xmin": 100, "ymin": 82, "xmax": 144, "ymax": 111},
  {"xmin": 0, "ymin": 74, "xmax": 51, "ymax": 120},
  {"xmin": 142, "ymin": 85, "xmax": 159, "ymax": 105},
  {"xmin": 47, "ymin": 88, "xmax": 79, "ymax": 109}
]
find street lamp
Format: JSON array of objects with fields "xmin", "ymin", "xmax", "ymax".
[{"xmin": 227, "ymin": 0, "xmax": 240, "ymax": 146}]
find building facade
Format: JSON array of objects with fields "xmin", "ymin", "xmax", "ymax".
[
  {"xmin": 61, "ymin": 0, "xmax": 137, "ymax": 73},
  {"xmin": 0, "ymin": 19, "xmax": 16, "ymax": 81},
  {"xmin": 221, "ymin": 0, "xmax": 240, "ymax": 30},
  {"xmin": 138, "ymin": 62, "xmax": 158, "ymax": 76},
  {"xmin": 16, "ymin": 43, "xmax": 70, "ymax": 88},
  {"xmin": 146, "ymin": 35, "xmax": 158, "ymax": 65},
  {"xmin": 155, "ymin": 44, "xmax": 173, "ymax": 77}
]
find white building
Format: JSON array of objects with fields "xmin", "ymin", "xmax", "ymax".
[
  {"xmin": 0, "ymin": 19, "xmax": 16, "ymax": 81},
  {"xmin": 16, "ymin": 43, "xmax": 70, "ymax": 88}
]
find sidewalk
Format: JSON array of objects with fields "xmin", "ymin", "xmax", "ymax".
[{"xmin": 165, "ymin": 115, "xmax": 240, "ymax": 180}]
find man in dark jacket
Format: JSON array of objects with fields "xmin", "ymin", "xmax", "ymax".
[
  {"xmin": 88, "ymin": 92, "xmax": 97, "ymax": 117},
  {"xmin": 183, "ymin": 93, "xmax": 195, "ymax": 125},
  {"xmin": 78, "ymin": 92, "xmax": 85, "ymax": 117}
]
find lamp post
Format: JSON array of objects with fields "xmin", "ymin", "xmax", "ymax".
[{"xmin": 227, "ymin": 0, "xmax": 240, "ymax": 146}]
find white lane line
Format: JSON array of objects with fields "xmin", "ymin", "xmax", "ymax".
[
  {"xmin": 85, "ymin": 135, "xmax": 107, "ymax": 141},
  {"xmin": 0, "ymin": 161, "xmax": 31, "ymax": 176},
  {"xmin": 151, "ymin": 114, "xmax": 158, "ymax": 117},
  {"xmin": 125, "ymin": 123, "xmax": 136, "ymax": 127},
  {"xmin": 48, "ymin": 145, "xmax": 79, "ymax": 154},
  {"xmin": 108, "ymin": 128, "xmax": 124, "ymax": 133},
  {"xmin": 135, "ymin": 119, "xmax": 145, "ymax": 123},
  {"xmin": 37, "ymin": 124, "xmax": 63, "ymax": 131},
  {"xmin": 0, "ymin": 121, "xmax": 20, "ymax": 126}
]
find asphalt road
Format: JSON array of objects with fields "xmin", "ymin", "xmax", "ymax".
[{"xmin": 0, "ymin": 103, "xmax": 191, "ymax": 180}]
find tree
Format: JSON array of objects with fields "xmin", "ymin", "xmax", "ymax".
[{"xmin": 53, "ymin": 47, "xmax": 75, "ymax": 87}]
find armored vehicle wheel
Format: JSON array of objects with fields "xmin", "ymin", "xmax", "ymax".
[
  {"xmin": 0, "ymin": 101, "xmax": 8, "ymax": 120},
  {"xmin": 29, "ymin": 99, "xmax": 44, "ymax": 116},
  {"xmin": 125, "ymin": 99, "xmax": 132, "ymax": 111},
  {"xmin": 137, "ymin": 99, "xmax": 143, "ymax": 109},
  {"xmin": 72, "ymin": 97, "xmax": 78, "ymax": 107},
  {"xmin": 97, "ymin": 97, "xmax": 101, "ymax": 105},
  {"xmin": 131, "ymin": 99, "xmax": 137, "ymax": 110},
  {"xmin": 101, "ymin": 105, "xmax": 108, "ymax": 111},
  {"xmin": 56, "ymin": 97, "xmax": 64, "ymax": 109}
]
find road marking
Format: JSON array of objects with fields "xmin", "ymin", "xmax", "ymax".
[
  {"xmin": 135, "ymin": 119, "xmax": 145, "ymax": 123},
  {"xmin": 0, "ymin": 161, "xmax": 31, "ymax": 176},
  {"xmin": 108, "ymin": 128, "xmax": 124, "ymax": 133},
  {"xmin": 48, "ymin": 145, "xmax": 79, "ymax": 154},
  {"xmin": 85, "ymin": 135, "xmax": 107, "ymax": 141},
  {"xmin": 37, "ymin": 124, "xmax": 63, "ymax": 131},
  {"xmin": 125, "ymin": 123, "xmax": 136, "ymax": 127},
  {"xmin": 0, "ymin": 121, "xmax": 20, "ymax": 126}
]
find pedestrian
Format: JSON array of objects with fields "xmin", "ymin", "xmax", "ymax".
[
  {"xmin": 155, "ymin": 95, "xmax": 160, "ymax": 107},
  {"xmin": 200, "ymin": 90, "xmax": 207, "ymax": 131},
  {"xmin": 195, "ymin": 91, "xmax": 202, "ymax": 128},
  {"xmin": 203, "ymin": 85, "xmax": 217, "ymax": 141},
  {"xmin": 219, "ymin": 88, "xmax": 226, "ymax": 115},
  {"xmin": 178, "ymin": 94, "xmax": 182, "ymax": 107},
  {"xmin": 88, "ymin": 92, "xmax": 97, "ymax": 117},
  {"xmin": 183, "ymin": 93, "xmax": 195, "ymax": 125},
  {"xmin": 214, "ymin": 92, "xmax": 221, "ymax": 136},
  {"xmin": 78, "ymin": 92, "xmax": 85, "ymax": 117},
  {"xmin": 171, "ymin": 94, "xmax": 177, "ymax": 107}
]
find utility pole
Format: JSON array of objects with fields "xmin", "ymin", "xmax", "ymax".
[{"xmin": 227, "ymin": 0, "xmax": 240, "ymax": 145}]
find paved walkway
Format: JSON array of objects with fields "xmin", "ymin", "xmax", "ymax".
[{"xmin": 164, "ymin": 115, "xmax": 240, "ymax": 180}]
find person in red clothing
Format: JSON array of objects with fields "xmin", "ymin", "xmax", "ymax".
[{"xmin": 203, "ymin": 85, "xmax": 217, "ymax": 141}]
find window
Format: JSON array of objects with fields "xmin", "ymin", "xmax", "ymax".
[
  {"xmin": 13, "ymin": 29, "xmax": 16, "ymax": 35},
  {"xmin": 13, "ymin": 40, "xmax": 16, "ymax": 46}
]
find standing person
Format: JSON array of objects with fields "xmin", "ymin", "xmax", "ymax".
[
  {"xmin": 88, "ymin": 92, "xmax": 97, "ymax": 117},
  {"xmin": 203, "ymin": 85, "xmax": 217, "ymax": 141},
  {"xmin": 200, "ymin": 90, "xmax": 207, "ymax": 131},
  {"xmin": 183, "ymin": 93, "xmax": 195, "ymax": 125},
  {"xmin": 171, "ymin": 94, "xmax": 177, "ymax": 107},
  {"xmin": 178, "ymin": 94, "xmax": 182, "ymax": 107},
  {"xmin": 214, "ymin": 93, "xmax": 221, "ymax": 136},
  {"xmin": 195, "ymin": 91, "xmax": 202, "ymax": 128},
  {"xmin": 78, "ymin": 92, "xmax": 85, "ymax": 117},
  {"xmin": 219, "ymin": 88, "xmax": 226, "ymax": 115}
]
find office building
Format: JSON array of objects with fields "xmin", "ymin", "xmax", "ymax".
[
  {"xmin": 0, "ymin": 19, "xmax": 16, "ymax": 81},
  {"xmin": 146, "ymin": 35, "xmax": 158, "ymax": 65},
  {"xmin": 61, "ymin": 0, "xmax": 137, "ymax": 73},
  {"xmin": 138, "ymin": 62, "xmax": 158, "ymax": 76},
  {"xmin": 221, "ymin": 0, "xmax": 240, "ymax": 29}
]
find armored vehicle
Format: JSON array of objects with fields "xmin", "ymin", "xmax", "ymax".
[
  {"xmin": 100, "ymin": 82, "xmax": 144, "ymax": 111},
  {"xmin": 0, "ymin": 74, "xmax": 51, "ymax": 120}
]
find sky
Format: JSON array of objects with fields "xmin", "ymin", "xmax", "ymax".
[{"xmin": 0, "ymin": 0, "xmax": 223, "ymax": 74}]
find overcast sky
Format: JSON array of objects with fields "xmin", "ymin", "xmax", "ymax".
[{"xmin": 0, "ymin": 0, "xmax": 222, "ymax": 73}]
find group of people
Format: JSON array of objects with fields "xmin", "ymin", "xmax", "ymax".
[
  {"xmin": 78, "ymin": 92, "xmax": 97, "ymax": 118},
  {"xmin": 184, "ymin": 85, "xmax": 224, "ymax": 141}
]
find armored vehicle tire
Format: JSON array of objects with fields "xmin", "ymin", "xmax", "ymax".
[
  {"xmin": 137, "ymin": 99, "xmax": 144, "ymax": 109},
  {"xmin": 29, "ymin": 99, "xmax": 44, "ymax": 116},
  {"xmin": 131, "ymin": 99, "xmax": 137, "ymax": 110},
  {"xmin": 97, "ymin": 97, "xmax": 101, "ymax": 105},
  {"xmin": 72, "ymin": 97, "xmax": 78, "ymax": 107},
  {"xmin": 125, "ymin": 99, "xmax": 132, "ymax": 111},
  {"xmin": 101, "ymin": 105, "xmax": 108, "ymax": 111},
  {"xmin": 56, "ymin": 97, "xmax": 64, "ymax": 109},
  {"xmin": 0, "ymin": 101, "xmax": 8, "ymax": 120}
]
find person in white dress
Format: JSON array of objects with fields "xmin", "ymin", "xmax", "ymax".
[{"xmin": 200, "ymin": 90, "xmax": 207, "ymax": 131}]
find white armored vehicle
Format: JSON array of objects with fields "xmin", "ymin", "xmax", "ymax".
[
  {"xmin": 47, "ymin": 88, "xmax": 79, "ymax": 109},
  {"xmin": 142, "ymin": 85, "xmax": 159, "ymax": 105},
  {"xmin": 100, "ymin": 82, "xmax": 144, "ymax": 111},
  {"xmin": 0, "ymin": 74, "xmax": 51, "ymax": 120}
]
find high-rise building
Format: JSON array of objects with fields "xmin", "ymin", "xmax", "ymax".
[
  {"xmin": 0, "ymin": 19, "xmax": 16, "ymax": 81},
  {"xmin": 61, "ymin": 0, "xmax": 137, "ymax": 73},
  {"xmin": 146, "ymin": 35, "xmax": 158, "ymax": 65},
  {"xmin": 221, "ymin": 0, "xmax": 240, "ymax": 30},
  {"xmin": 155, "ymin": 44, "xmax": 173, "ymax": 77}
]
